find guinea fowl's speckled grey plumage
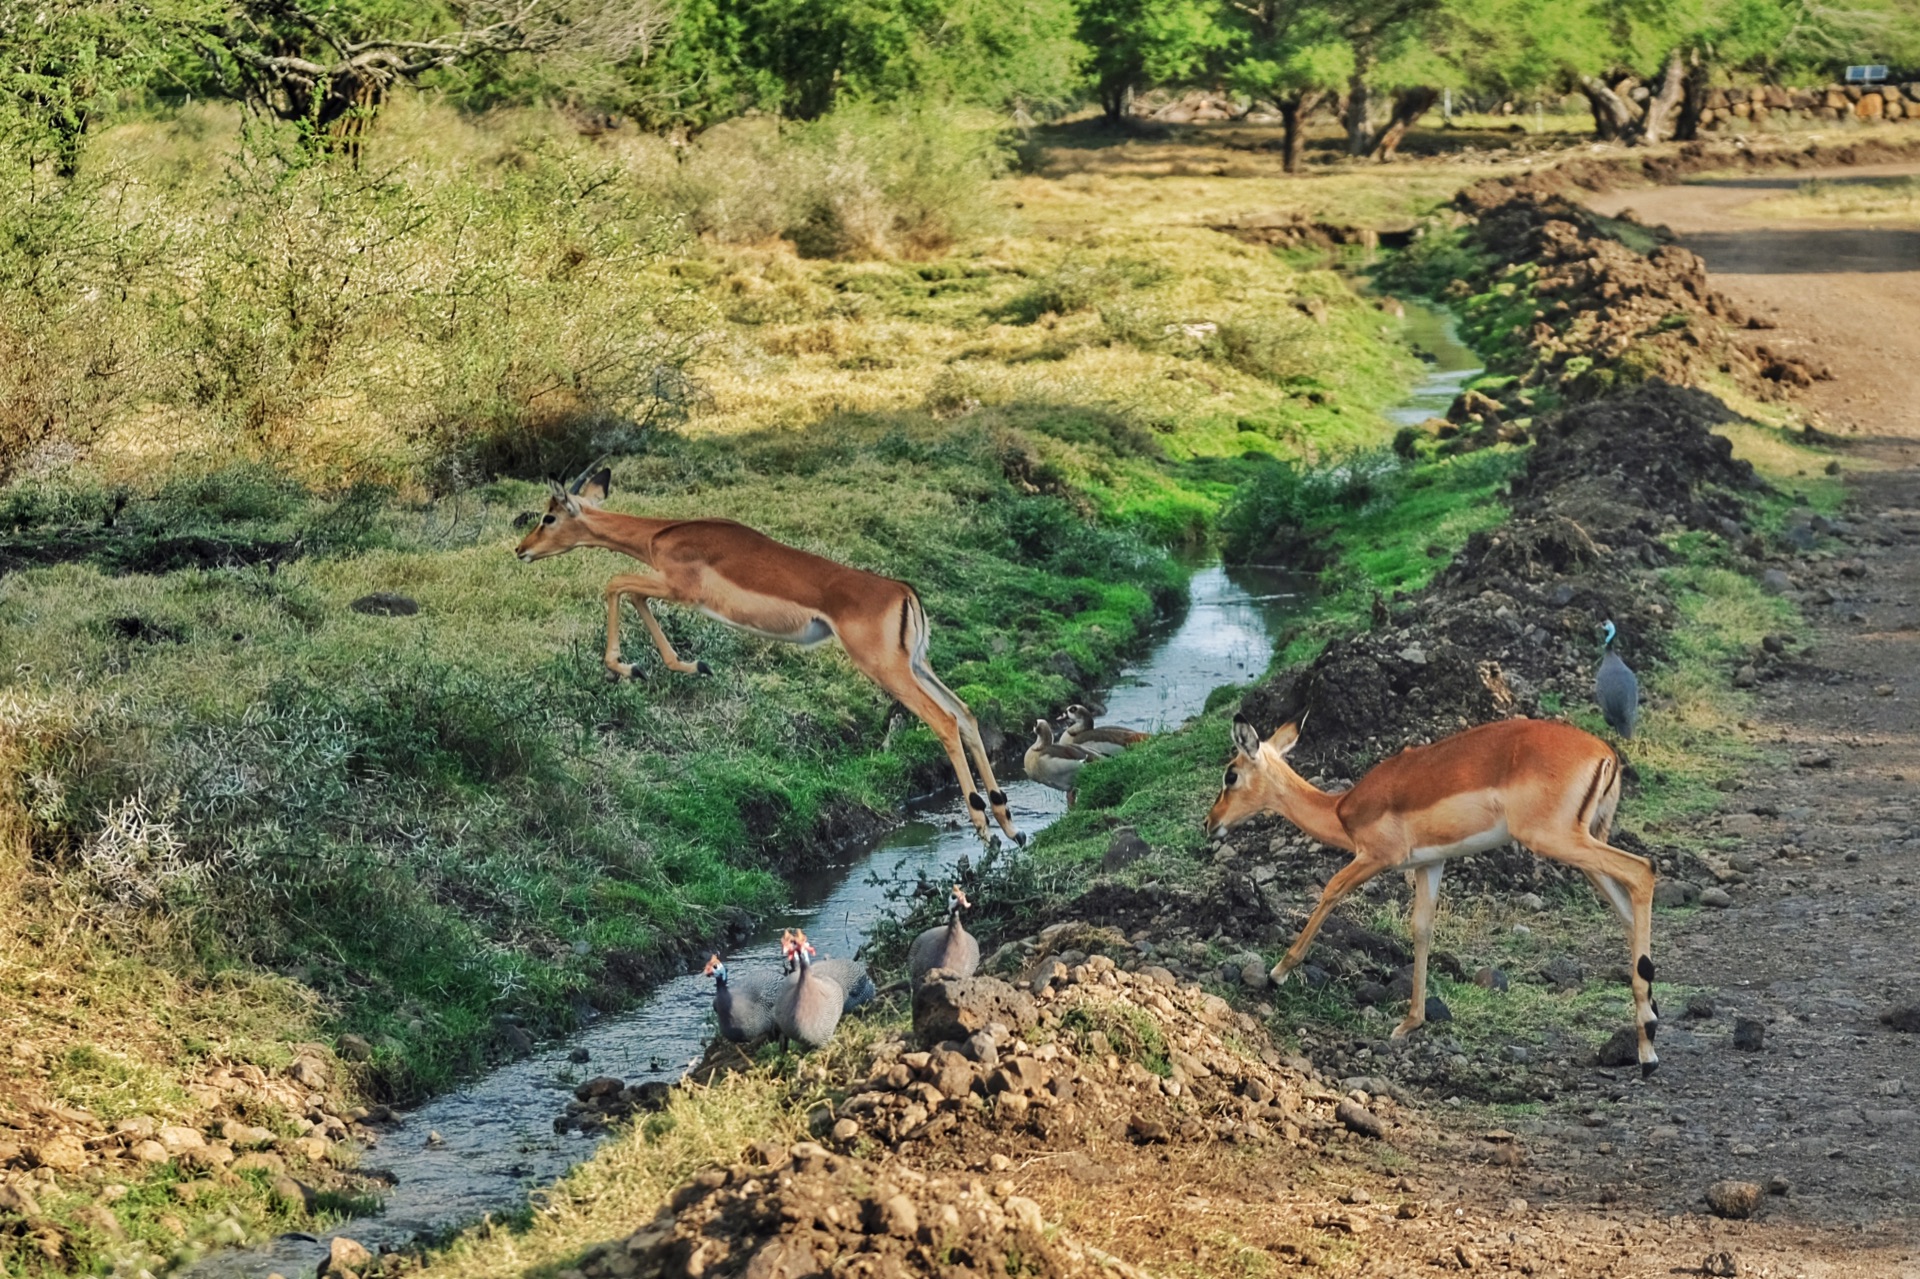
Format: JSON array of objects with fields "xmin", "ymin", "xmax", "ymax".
[
  {"xmin": 1060, "ymin": 704, "xmax": 1150, "ymax": 758},
  {"xmin": 780, "ymin": 946, "xmax": 876, "ymax": 1013},
  {"xmin": 774, "ymin": 932, "xmax": 845, "ymax": 1049},
  {"xmin": 1596, "ymin": 621, "xmax": 1640, "ymax": 738},
  {"xmin": 705, "ymin": 956, "xmax": 781, "ymax": 1043},
  {"xmin": 908, "ymin": 886, "xmax": 981, "ymax": 983}
]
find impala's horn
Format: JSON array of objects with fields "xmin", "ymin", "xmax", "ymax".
[{"xmin": 569, "ymin": 456, "xmax": 612, "ymax": 500}]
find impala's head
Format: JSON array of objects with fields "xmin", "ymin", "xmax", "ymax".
[
  {"xmin": 1205, "ymin": 714, "xmax": 1304, "ymax": 839},
  {"xmin": 514, "ymin": 468, "xmax": 611, "ymax": 562}
]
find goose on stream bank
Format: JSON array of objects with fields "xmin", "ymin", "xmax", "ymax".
[
  {"xmin": 1060, "ymin": 703, "xmax": 1151, "ymax": 757},
  {"xmin": 1025, "ymin": 719, "xmax": 1095, "ymax": 801}
]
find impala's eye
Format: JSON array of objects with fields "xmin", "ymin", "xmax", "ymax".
[
  {"xmin": 1224, "ymin": 768, "xmax": 1238, "ymax": 787},
  {"xmin": 542, "ymin": 514, "xmax": 556, "ymax": 525}
]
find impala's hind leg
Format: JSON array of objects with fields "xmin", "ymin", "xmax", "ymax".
[
  {"xmin": 604, "ymin": 574, "xmax": 710, "ymax": 679},
  {"xmin": 1536, "ymin": 834, "xmax": 1659, "ymax": 1076},
  {"xmin": 916, "ymin": 658, "xmax": 1021, "ymax": 843},
  {"xmin": 884, "ymin": 677, "xmax": 993, "ymax": 840}
]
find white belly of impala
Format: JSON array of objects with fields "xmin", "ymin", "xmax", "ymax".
[{"xmin": 1403, "ymin": 819, "xmax": 1510, "ymax": 870}]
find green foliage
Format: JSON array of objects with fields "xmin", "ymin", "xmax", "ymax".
[
  {"xmin": 1074, "ymin": 0, "xmax": 1230, "ymax": 119},
  {"xmin": 1218, "ymin": 450, "xmax": 1401, "ymax": 560}
]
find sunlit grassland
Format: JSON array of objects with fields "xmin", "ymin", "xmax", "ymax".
[{"xmin": 1742, "ymin": 173, "xmax": 1920, "ymax": 222}]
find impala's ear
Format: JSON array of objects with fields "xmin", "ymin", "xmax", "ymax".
[
  {"xmin": 1268, "ymin": 716, "xmax": 1304, "ymax": 757},
  {"xmin": 573, "ymin": 467, "xmax": 611, "ymax": 505},
  {"xmin": 1230, "ymin": 716, "xmax": 1263, "ymax": 760}
]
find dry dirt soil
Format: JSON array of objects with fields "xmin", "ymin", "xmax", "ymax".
[{"xmin": 1395, "ymin": 164, "xmax": 1920, "ymax": 1276}]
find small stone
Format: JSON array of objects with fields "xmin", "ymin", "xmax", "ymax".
[
  {"xmin": 1542, "ymin": 956, "xmax": 1584, "ymax": 990},
  {"xmin": 1353, "ymin": 980, "xmax": 1390, "ymax": 1006},
  {"xmin": 1767, "ymin": 1175, "xmax": 1791, "ymax": 1196},
  {"xmin": 1473, "ymin": 967, "xmax": 1509, "ymax": 992},
  {"xmin": 1881, "ymin": 1004, "xmax": 1920, "ymax": 1033},
  {"xmin": 575, "ymin": 1075, "xmax": 625, "ymax": 1102},
  {"xmin": 1703, "ymin": 1251, "xmax": 1739, "ymax": 1277},
  {"xmin": 0, "ymin": 1184, "xmax": 42, "ymax": 1217},
  {"xmin": 1687, "ymin": 995, "xmax": 1717, "ymax": 1019},
  {"xmin": 1733, "ymin": 665, "xmax": 1759, "ymax": 689},
  {"xmin": 829, "ymin": 1117, "xmax": 859, "ymax": 1143},
  {"xmin": 1594, "ymin": 1027, "xmax": 1640, "ymax": 1068},
  {"xmin": 131, "ymin": 1140, "xmax": 170, "ymax": 1164},
  {"xmin": 1705, "ymin": 1179, "xmax": 1763, "ymax": 1219},
  {"xmin": 1241, "ymin": 963, "xmax": 1270, "ymax": 992},
  {"xmin": 1424, "ymin": 995, "xmax": 1452, "ymax": 1022},
  {"xmin": 157, "ymin": 1125, "xmax": 205, "ymax": 1153},
  {"xmin": 271, "ymin": 1177, "xmax": 315, "ymax": 1213},
  {"xmin": 1759, "ymin": 569, "xmax": 1793, "ymax": 595},
  {"xmin": 1732, "ymin": 1017, "xmax": 1765, "ymax": 1051},
  {"xmin": 1874, "ymin": 683, "xmax": 1896, "ymax": 697},
  {"xmin": 327, "ymin": 1235, "xmax": 374, "ymax": 1274},
  {"xmin": 1517, "ymin": 892, "xmax": 1545, "ymax": 912},
  {"xmin": 1795, "ymin": 751, "xmax": 1833, "ymax": 769},
  {"xmin": 871, "ymin": 1194, "xmax": 918, "ymax": 1239},
  {"xmin": 1335, "ymin": 1099, "xmax": 1385, "ymax": 1139},
  {"xmin": 292, "ymin": 1136, "xmax": 332, "ymax": 1163},
  {"xmin": 1728, "ymin": 853, "xmax": 1757, "ymax": 874},
  {"xmin": 28, "ymin": 1134, "xmax": 88, "ymax": 1174},
  {"xmin": 337, "ymin": 1034, "xmax": 372, "ymax": 1062},
  {"xmin": 1700, "ymin": 886, "xmax": 1734, "ymax": 909},
  {"xmin": 349, "ymin": 592, "xmax": 418, "ymax": 617}
]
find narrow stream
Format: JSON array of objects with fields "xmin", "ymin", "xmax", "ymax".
[{"xmin": 191, "ymin": 298, "xmax": 1481, "ymax": 1279}]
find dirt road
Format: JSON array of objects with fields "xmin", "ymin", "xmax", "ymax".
[{"xmin": 1475, "ymin": 167, "xmax": 1920, "ymax": 1261}]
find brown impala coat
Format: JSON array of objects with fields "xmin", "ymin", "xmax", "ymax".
[
  {"xmin": 1207, "ymin": 716, "xmax": 1661, "ymax": 1075},
  {"xmin": 514, "ymin": 469, "xmax": 1020, "ymax": 843}
]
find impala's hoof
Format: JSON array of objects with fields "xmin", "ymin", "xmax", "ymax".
[
  {"xmin": 695, "ymin": 660, "xmax": 713, "ymax": 676},
  {"xmin": 1268, "ymin": 962, "xmax": 1293, "ymax": 987},
  {"xmin": 1013, "ymin": 831, "xmax": 1029, "ymax": 848},
  {"xmin": 1640, "ymin": 1058, "xmax": 1660, "ymax": 1079}
]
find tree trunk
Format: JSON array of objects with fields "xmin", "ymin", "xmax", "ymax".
[
  {"xmin": 1344, "ymin": 38, "xmax": 1375, "ymax": 155},
  {"xmin": 1102, "ymin": 80, "xmax": 1134, "ymax": 124},
  {"xmin": 1278, "ymin": 89, "xmax": 1325, "ymax": 174},
  {"xmin": 1369, "ymin": 86, "xmax": 1438, "ymax": 161},
  {"xmin": 1674, "ymin": 48, "xmax": 1709, "ymax": 142},
  {"xmin": 1635, "ymin": 48, "xmax": 1686, "ymax": 145},
  {"xmin": 1579, "ymin": 74, "xmax": 1639, "ymax": 140}
]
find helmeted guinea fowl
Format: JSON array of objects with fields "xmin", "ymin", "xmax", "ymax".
[
  {"xmin": 703, "ymin": 953, "xmax": 781, "ymax": 1043},
  {"xmin": 908, "ymin": 885, "xmax": 981, "ymax": 983},
  {"xmin": 779, "ymin": 929, "xmax": 877, "ymax": 1013},
  {"xmin": 1025, "ymin": 719, "xmax": 1094, "ymax": 801},
  {"xmin": 1060, "ymin": 704, "xmax": 1151, "ymax": 758},
  {"xmin": 774, "ymin": 930, "xmax": 845, "ymax": 1049},
  {"xmin": 1596, "ymin": 619, "xmax": 1640, "ymax": 738}
]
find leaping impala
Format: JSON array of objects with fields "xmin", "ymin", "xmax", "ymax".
[
  {"xmin": 1207, "ymin": 715, "xmax": 1661, "ymax": 1076},
  {"xmin": 515, "ymin": 469, "xmax": 1022, "ymax": 844}
]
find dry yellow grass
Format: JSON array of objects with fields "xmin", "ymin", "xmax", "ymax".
[{"xmin": 1742, "ymin": 173, "xmax": 1920, "ymax": 222}]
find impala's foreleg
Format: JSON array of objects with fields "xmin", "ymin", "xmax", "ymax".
[
  {"xmin": 1536, "ymin": 833, "xmax": 1660, "ymax": 1077},
  {"xmin": 1269, "ymin": 850, "xmax": 1392, "ymax": 986},
  {"xmin": 1393, "ymin": 863, "xmax": 1445, "ymax": 1040},
  {"xmin": 603, "ymin": 573, "xmax": 711, "ymax": 679}
]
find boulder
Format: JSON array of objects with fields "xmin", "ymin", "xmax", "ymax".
[
  {"xmin": 28, "ymin": 1133, "xmax": 88, "ymax": 1174},
  {"xmin": 913, "ymin": 974, "xmax": 1037, "ymax": 1047},
  {"xmin": 1706, "ymin": 1180, "xmax": 1763, "ymax": 1219}
]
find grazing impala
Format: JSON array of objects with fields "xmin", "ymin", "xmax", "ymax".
[
  {"xmin": 515, "ymin": 469, "xmax": 1021, "ymax": 843},
  {"xmin": 1207, "ymin": 715, "xmax": 1661, "ymax": 1076}
]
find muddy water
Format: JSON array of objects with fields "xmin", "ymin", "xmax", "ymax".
[
  {"xmin": 190, "ymin": 563, "xmax": 1306, "ymax": 1278},
  {"xmin": 193, "ymin": 305, "xmax": 1482, "ymax": 1278}
]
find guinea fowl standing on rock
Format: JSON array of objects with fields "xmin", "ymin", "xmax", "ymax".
[
  {"xmin": 774, "ymin": 930, "xmax": 845, "ymax": 1050},
  {"xmin": 703, "ymin": 954, "xmax": 781, "ymax": 1043},
  {"xmin": 1025, "ymin": 719, "xmax": 1094, "ymax": 803},
  {"xmin": 908, "ymin": 885, "xmax": 980, "ymax": 982},
  {"xmin": 1596, "ymin": 619, "xmax": 1640, "ymax": 738},
  {"xmin": 779, "ymin": 929, "xmax": 877, "ymax": 1013},
  {"xmin": 1060, "ymin": 703, "xmax": 1151, "ymax": 758}
]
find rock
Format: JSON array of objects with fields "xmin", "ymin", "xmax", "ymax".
[
  {"xmin": 131, "ymin": 1140, "xmax": 170, "ymax": 1164},
  {"xmin": 325, "ymin": 1235, "xmax": 374, "ymax": 1275},
  {"xmin": 1473, "ymin": 967, "xmax": 1509, "ymax": 992},
  {"xmin": 1699, "ymin": 886, "xmax": 1734, "ymax": 908},
  {"xmin": 1335, "ymin": 1099, "xmax": 1385, "ymax": 1139},
  {"xmin": 1728, "ymin": 853, "xmax": 1757, "ymax": 874},
  {"xmin": 1653, "ymin": 881, "xmax": 1698, "ymax": 908},
  {"xmin": 292, "ymin": 1136, "xmax": 332, "ymax": 1164},
  {"xmin": 829, "ymin": 1118, "xmax": 859, "ymax": 1143},
  {"xmin": 157, "ymin": 1125, "xmax": 206, "ymax": 1153},
  {"xmin": 1424, "ymin": 995, "xmax": 1452, "ymax": 1022},
  {"xmin": 1703, "ymin": 1251, "xmax": 1739, "ymax": 1277},
  {"xmin": 962, "ymin": 1031, "xmax": 999, "ymax": 1068},
  {"xmin": 869, "ymin": 1194, "xmax": 918, "ymax": 1239},
  {"xmin": 288, "ymin": 1057, "xmax": 328, "ymax": 1090},
  {"xmin": 1881, "ymin": 1003, "xmax": 1920, "ymax": 1033},
  {"xmin": 1240, "ymin": 963, "xmax": 1271, "ymax": 992},
  {"xmin": 1733, "ymin": 664, "xmax": 1759, "ymax": 688},
  {"xmin": 271, "ymin": 1177, "xmax": 316, "ymax": 1213},
  {"xmin": 575, "ymin": 1075, "xmax": 625, "ymax": 1102},
  {"xmin": 337, "ymin": 1034, "xmax": 372, "ymax": 1062},
  {"xmin": 233, "ymin": 1152, "xmax": 288, "ymax": 1176},
  {"xmin": 569, "ymin": 1047, "xmax": 591, "ymax": 1064},
  {"xmin": 1795, "ymin": 751, "xmax": 1833, "ymax": 769},
  {"xmin": 349, "ymin": 592, "xmax": 418, "ymax": 617},
  {"xmin": 1686, "ymin": 995, "xmax": 1716, "ymax": 1019},
  {"xmin": 0, "ymin": 1184, "xmax": 42, "ymax": 1217},
  {"xmin": 1517, "ymin": 892, "xmax": 1545, "ymax": 912},
  {"xmin": 1760, "ymin": 569, "xmax": 1792, "ymax": 595},
  {"xmin": 1353, "ymin": 980, "xmax": 1390, "ymax": 1006},
  {"xmin": 1732, "ymin": 1017, "xmax": 1765, "ymax": 1051},
  {"xmin": 222, "ymin": 1121, "xmax": 276, "ymax": 1150},
  {"xmin": 912, "ymin": 974, "xmax": 1036, "ymax": 1046},
  {"xmin": 1104, "ymin": 827, "xmax": 1151, "ymax": 871},
  {"xmin": 1542, "ymin": 956, "xmax": 1584, "ymax": 990},
  {"xmin": 28, "ymin": 1134, "xmax": 88, "ymax": 1174},
  {"xmin": 1594, "ymin": 1027, "xmax": 1640, "ymax": 1068},
  {"xmin": 1705, "ymin": 1180, "xmax": 1763, "ymax": 1219}
]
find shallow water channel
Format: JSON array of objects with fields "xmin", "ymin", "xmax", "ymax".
[{"xmin": 193, "ymin": 300, "xmax": 1479, "ymax": 1279}]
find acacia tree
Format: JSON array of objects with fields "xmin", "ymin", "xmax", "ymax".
[
  {"xmin": 200, "ymin": 0, "xmax": 673, "ymax": 143},
  {"xmin": 1224, "ymin": 0, "xmax": 1349, "ymax": 171},
  {"xmin": 1075, "ymin": 0, "xmax": 1227, "ymax": 122}
]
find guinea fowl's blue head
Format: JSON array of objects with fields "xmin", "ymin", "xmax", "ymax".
[
  {"xmin": 702, "ymin": 954, "xmax": 728, "ymax": 986},
  {"xmin": 1602, "ymin": 619, "xmax": 1618, "ymax": 648}
]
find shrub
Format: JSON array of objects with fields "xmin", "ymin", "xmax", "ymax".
[{"xmin": 1219, "ymin": 449, "xmax": 1402, "ymax": 561}]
